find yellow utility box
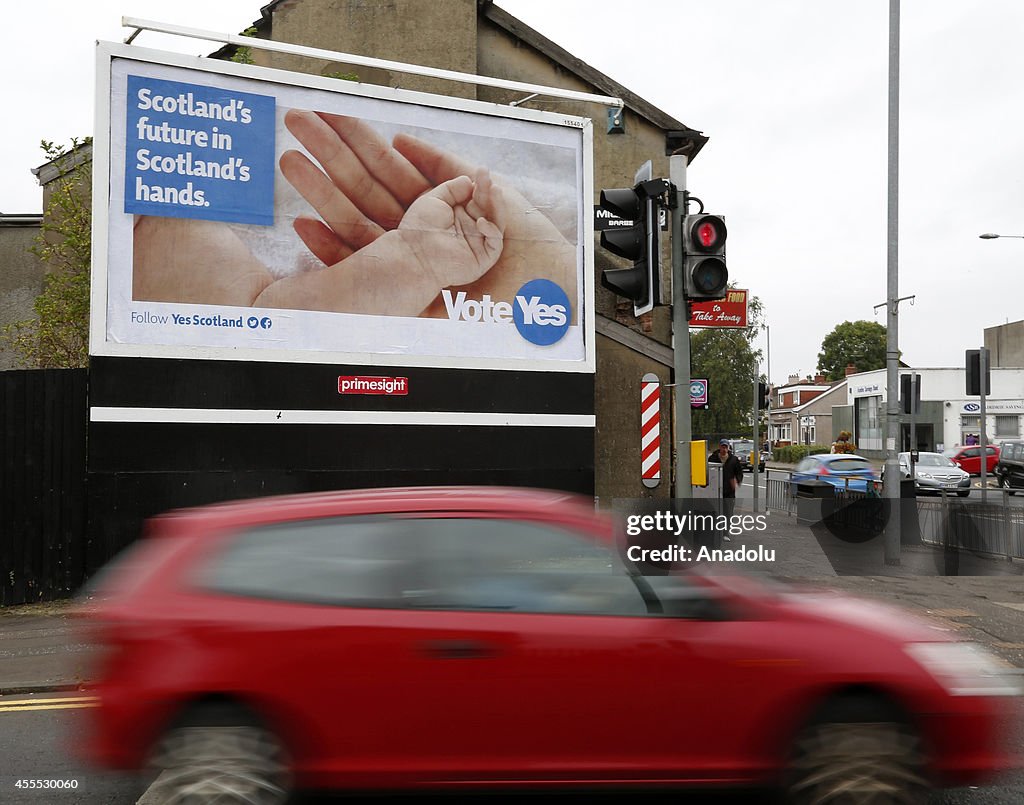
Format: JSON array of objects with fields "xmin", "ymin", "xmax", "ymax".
[{"xmin": 691, "ymin": 440, "xmax": 707, "ymax": 486}]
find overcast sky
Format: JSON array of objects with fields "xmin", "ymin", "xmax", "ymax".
[{"xmin": 5, "ymin": 1, "xmax": 1023, "ymax": 385}]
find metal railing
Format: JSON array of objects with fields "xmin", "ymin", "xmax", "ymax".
[
  {"xmin": 916, "ymin": 493, "xmax": 1024, "ymax": 561},
  {"xmin": 764, "ymin": 469, "xmax": 1023, "ymax": 561}
]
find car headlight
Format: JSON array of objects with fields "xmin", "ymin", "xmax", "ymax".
[
  {"xmin": 906, "ymin": 642, "xmax": 1022, "ymax": 697},
  {"xmin": 919, "ymin": 472, "xmax": 933, "ymax": 479}
]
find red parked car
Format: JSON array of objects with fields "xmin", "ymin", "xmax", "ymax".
[
  {"xmin": 76, "ymin": 486, "xmax": 1020, "ymax": 803},
  {"xmin": 943, "ymin": 444, "xmax": 1000, "ymax": 475}
]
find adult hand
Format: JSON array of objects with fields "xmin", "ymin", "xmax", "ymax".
[
  {"xmin": 280, "ymin": 110, "xmax": 576, "ymax": 318},
  {"xmin": 254, "ymin": 170, "xmax": 505, "ymax": 316},
  {"xmin": 279, "ymin": 109, "xmax": 432, "ymax": 263}
]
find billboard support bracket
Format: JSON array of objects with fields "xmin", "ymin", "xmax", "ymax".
[{"xmin": 121, "ymin": 17, "xmax": 625, "ymax": 110}]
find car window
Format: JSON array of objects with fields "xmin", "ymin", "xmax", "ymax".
[
  {"xmin": 826, "ymin": 457, "xmax": 872, "ymax": 472},
  {"xmin": 199, "ymin": 516, "xmax": 422, "ymax": 608},
  {"xmin": 413, "ymin": 518, "xmax": 647, "ymax": 616},
  {"xmin": 961, "ymin": 448, "xmax": 979, "ymax": 458},
  {"xmin": 986, "ymin": 446, "xmax": 998, "ymax": 456},
  {"xmin": 795, "ymin": 458, "xmax": 815, "ymax": 472},
  {"xmin": 917, "ymin": 454, "xmax": 953, "ymax": 467},
  {"xmin": 199, "ymin": 515, "xmax": 647, "ymax": 617}
]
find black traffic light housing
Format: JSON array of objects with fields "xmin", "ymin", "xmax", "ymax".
[
  {"xmin": 966, "ymin": 349, "xmax": 990, "ymax": 396},
  {"xmin": 758, "ymin": 381, "xmax": 770, "ymax": 410},
  {"xmin": 599, "ymin": 180, "xmax": 666, "ymax": 317},
  {"xmin": 682, "ymin": 213, "xmax": 728, "ymax": 301},
  {"xmin": 901, "ymin": 373, "xmax": 921, "ymax": 414}
]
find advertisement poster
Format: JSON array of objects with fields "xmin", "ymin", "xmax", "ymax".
[{"xmin": 93, "ymin": 46, "xmax": 593, "ymax": 371}]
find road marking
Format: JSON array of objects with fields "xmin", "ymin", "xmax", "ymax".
[
  {"xmin": 0, "ymin": 702, "xmax": 98, "ymax": 713},
  {"xmin": 0, "ymin": 695, "xmax": 97, "ymax": 713}
]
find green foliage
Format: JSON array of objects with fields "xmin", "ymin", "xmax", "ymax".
[
  {"xmin": 2, "ymin": 139, "xmax": 92, "ymax": 368},
  {"xmin": 691, "ymin": 291, "xmax": 766, "ymax": 441},
  {"xmin": 774, "ymin": 444, "xmax": 831, "ymax": 463},
  {"xmin": 817, "ymin": 320, "xmax": 887, "ymax": 380},
  {"xmin": 230, "ymin": 26, "xmax": 259, "ymax": 65},
  {"xmin": 323, "ymin": 70, "xmax": 360, "ymax": 82}
]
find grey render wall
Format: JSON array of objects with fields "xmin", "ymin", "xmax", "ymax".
[{"xmin": 0, "ymin": 219, "xmax": 43, "ymax": 370}]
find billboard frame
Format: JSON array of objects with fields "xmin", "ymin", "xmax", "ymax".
[{"xmin": 90, "ymin": 41, "xmax": 596, "ymax": 373}]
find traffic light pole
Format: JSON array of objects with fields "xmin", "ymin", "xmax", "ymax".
[
  {"xmin": 753, "ymin": 372, "xmax": 761, "ymax": 513},
  {"xmin": 670, "ymin": 154, "xmax": 692, "ymax": 499},
  {"xmin": 980, "ymin": 346, "xmax": 988, "ymax": 503}
]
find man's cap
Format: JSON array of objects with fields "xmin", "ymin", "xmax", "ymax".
[{"xmin": 719, "ymin": 439, "xmax": 730, "ymax": 446}]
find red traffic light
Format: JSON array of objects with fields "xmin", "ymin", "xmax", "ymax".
[
  {"xmin": 688, "ymin": 215, "xmax": 727, "ymax": 253},
  {"xmin": 696, "ymin": 221, "xmax": 718, "ymax": 248}
]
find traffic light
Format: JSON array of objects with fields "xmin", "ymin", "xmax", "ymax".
[
  {"xmin": 682, "ymin": 214, "xmax": 728, "ymax": 301},
  {"xmin": 599, "ymin": 185, "xmax": 659, "ymax": 316},
  {"xmin": 966, "ymin": 349, "xmax": 990, "ymax": 396},
  {"xmin": 901, "ymin": 373, "xmax": 921, "ymax": 414},
  {"xmin": 758, "ymin": 381, "xmax": 770, "ymax": 410}
]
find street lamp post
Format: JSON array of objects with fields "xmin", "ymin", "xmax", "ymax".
[{"xmin": 979, "ymin": 233, "xmax": 1024, "ymax": 239}]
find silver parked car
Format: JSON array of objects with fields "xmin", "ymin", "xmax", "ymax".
[{"xmin": 885, "ymin": 452, "xmax": 971, "ymax": 497}]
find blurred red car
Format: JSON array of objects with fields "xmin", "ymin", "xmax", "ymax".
[
  {"xmin": 943, "ymin": 444, "xmax": 1000, "ymax": 475},
  {"xmin": 76, "ymin": 486, "xmax": 1020, "ymax": 803}
]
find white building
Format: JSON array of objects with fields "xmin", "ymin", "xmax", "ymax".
[{"xmin": 845, "ymin": 367, "xmax": 1024, "ymax": 454}]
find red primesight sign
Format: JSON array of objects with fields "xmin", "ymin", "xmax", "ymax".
[
  {"xmin": 338, "ymin": 376, "xmax": 409, "ymax": 395},
  {"xmin": 688, "ymin": 289, "xmax": 748, "ymax": 328}
]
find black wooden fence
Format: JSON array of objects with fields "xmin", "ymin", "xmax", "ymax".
[{"xmin": 0, "ymin": 369, "xmax": 88, "ymax": 605}]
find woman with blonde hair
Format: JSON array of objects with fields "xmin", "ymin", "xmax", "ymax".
[{"xmin": 831, "ymin": 430, "xmax": 857, "ymax": 454}]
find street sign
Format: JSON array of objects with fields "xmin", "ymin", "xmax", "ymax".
[
  {"xmin": 690, "ymin": 378, "xmax": 709, "ymax": 410},
  {"xmin": 688, "ymin": 288, "xmax": 748, "ymax": 328}
]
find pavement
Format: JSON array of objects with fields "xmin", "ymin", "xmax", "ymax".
[{"xmin": 2, "ymin": 497, "xmax": 1023, "ymax": 694}]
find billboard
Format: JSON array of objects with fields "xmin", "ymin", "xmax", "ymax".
[{"xmin": 91, "ymin": 43, "xmax": 594, "ymax": 372}]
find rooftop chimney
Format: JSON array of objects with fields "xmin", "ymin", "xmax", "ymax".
[
  {"xmin": 814, "ymin": 374, "xmax": 826, "ymax": 384},
  {"xmin": 788, "ymin": 373, "xmax": 800, "ymax": 384},
  {"xmin": 844, "ymin": 363, "xmax": 858, "ymax": 377}
]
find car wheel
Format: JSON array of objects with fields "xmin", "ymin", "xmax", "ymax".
[
  {"xmin": 785, "ymin": 695, "xmax": 928, "ymax": 804},
  {"xmin": 1000, "ymin": 476, "xmax": 1016, "ymax": 496},
  {"xmin": 149, "ymin": 703, "xmax": 292, "ymax": 805}
]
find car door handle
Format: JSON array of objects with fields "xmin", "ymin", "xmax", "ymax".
[{"xmin": 419, "ymin": 639, "xmax": 498, "ymax": 660}]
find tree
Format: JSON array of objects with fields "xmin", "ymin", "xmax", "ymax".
[
  {"xmin": 690, "ymin": 292, "xmax": 765, "ymax": 441},
  {"xmin": 816, "ymin": 320, "xmax": 887, "ymax": 380},
  {"xmin": 2, "ymin": 139, "xmax": 92, "ymax": 368}
]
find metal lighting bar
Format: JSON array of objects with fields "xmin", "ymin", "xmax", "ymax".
[{"xmin": 121, "ymin": 17, "xmax": 625, "ymax": 109}]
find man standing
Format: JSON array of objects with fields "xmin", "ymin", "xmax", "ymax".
[{"xmin": 708, "ymin": 439, "xmax": 744, "ymax": 539}]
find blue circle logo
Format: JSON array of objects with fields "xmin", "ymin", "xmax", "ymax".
[{"xmin": 512, "ymin": 279, "xmax": 571, "ymax": 346}]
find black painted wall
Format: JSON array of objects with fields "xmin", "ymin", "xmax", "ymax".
[{"xmin": 86, "ymin": 356, "xmax": 595, "ymax": 568}]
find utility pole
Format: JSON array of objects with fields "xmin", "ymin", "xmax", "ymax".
[{"xmin": 883, "ymin": 0, "xmax": 902, "ymax": 565}]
